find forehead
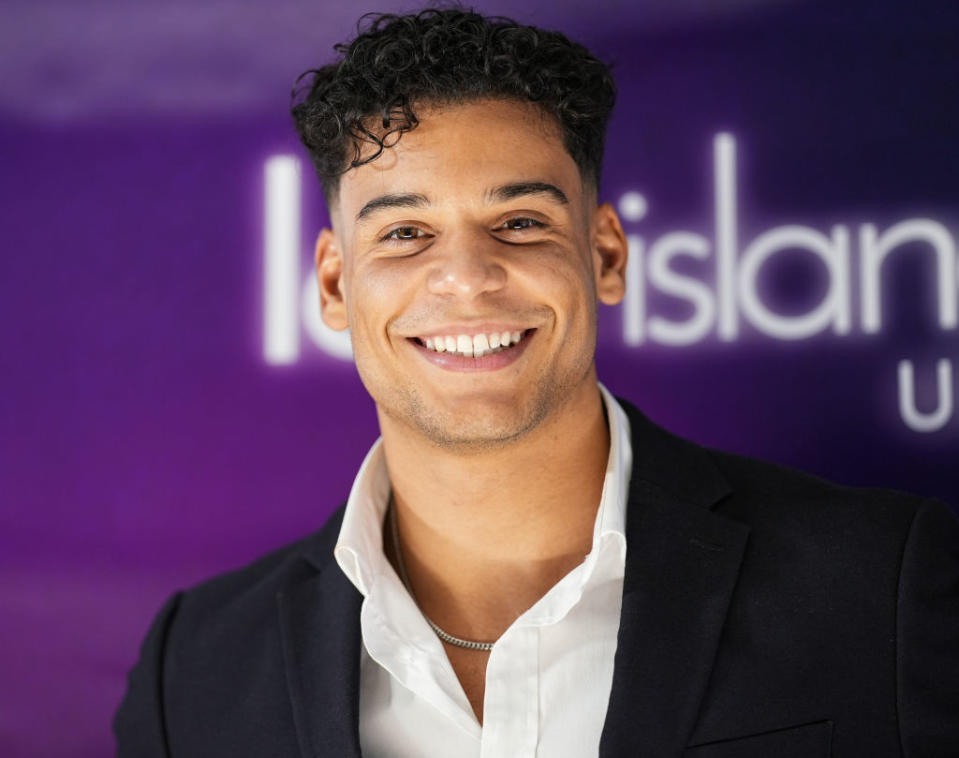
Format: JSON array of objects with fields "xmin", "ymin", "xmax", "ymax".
[{"xmin": 332, "ymin": 99, "xmax": 585, "ymax": 224}]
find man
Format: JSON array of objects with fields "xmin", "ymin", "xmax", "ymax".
[{"xmin": 115, "ymin": 8, "xmax": 959, "ymax": 757}]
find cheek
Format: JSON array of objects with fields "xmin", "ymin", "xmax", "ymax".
[
  {"xmin": 347, "ymin": 260, "xmax": 420, "ymax": 335},
  {"xmin": 520, "ymin": 247, "xmax": 596, "ymax": 311}
]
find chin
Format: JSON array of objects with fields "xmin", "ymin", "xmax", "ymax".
[
  {"xmin": 415, "ymin": 420, "xmax": 536, "ymax": 452},
  {"xmin": 396, "ymin": 390, "xmax": 548, "ymax": 451}
]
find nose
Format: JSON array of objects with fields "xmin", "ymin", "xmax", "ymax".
[{"xmin": 426, "ymin": 236, "xmax": 507, "ymax": 298}]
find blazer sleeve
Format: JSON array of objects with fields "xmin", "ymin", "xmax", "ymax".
[
  {"xmin": 897, "ymin": 499, "xmax": 959, "ymax": 756},
  {"xmin": 113, "ymin": 592, "xmax": 183, "ymax": 758}
]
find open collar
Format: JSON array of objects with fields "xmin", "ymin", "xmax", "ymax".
[{"xmin": 280, "ymin": 398, "xmax": 749, "ymax": 758}]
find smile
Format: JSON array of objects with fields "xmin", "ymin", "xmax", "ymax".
[{"xmin": 415, "ymin": 330, "xmax": 530, "ymax": 358}]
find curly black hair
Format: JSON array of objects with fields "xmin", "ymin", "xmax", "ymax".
[{"xmin": 291, "ymin": 7, "xmax": 616, "ymax": 203}]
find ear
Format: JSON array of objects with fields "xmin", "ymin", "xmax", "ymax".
[
  {"xmin": 591, "ymin": 203, "xmax": 628, "ymax": 306},
  {"xmin": 315, "ymin": 228, "xmax": 349, "ymax": 331}
]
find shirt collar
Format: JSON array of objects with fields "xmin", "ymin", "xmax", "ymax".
[
  {"xmin": 594, "ymin": 381, "xmax": 631, "ymax": 545},
  {"xmin": 334, "ymin": 439, "xmax": 391, "ymax": 597}
]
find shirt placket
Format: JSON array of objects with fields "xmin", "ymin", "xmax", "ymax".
[{"xmin": 480, "ymin": 624, "xmax": 539, "ymax": 758}]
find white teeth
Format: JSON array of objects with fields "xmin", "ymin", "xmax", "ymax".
[
  {"xmin": 419, "ymin": 329, "xmax": 528, "ymax": 356},
  {"xmin": 473, "ymin": 333, "xmax": 490, "ymax": 357}
]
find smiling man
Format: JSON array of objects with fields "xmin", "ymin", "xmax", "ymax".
[
  {"xmin": 115, "ymin": 9, "xmax": 959, "ymax": 758},
  {"xmin": 319, "ymin": 98, "xmax": 625, "ymax": 453}
]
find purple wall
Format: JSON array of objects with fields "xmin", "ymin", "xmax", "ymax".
[{"xmin": 2, "ymin": 0, "xmax": 957, "ymax": 754}]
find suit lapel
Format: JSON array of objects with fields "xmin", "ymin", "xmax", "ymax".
[
  {"xmin": 278, "ymin": 545, "xmax": 364, "ymax": 758},
  {"xmin": 600, "ymin": 402, "xmax": 750, "ymax": 757}
]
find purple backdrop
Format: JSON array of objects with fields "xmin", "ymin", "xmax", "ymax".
[{"xmin": 2, "ymin": 0, "xmax": 957, "ymax": 755}]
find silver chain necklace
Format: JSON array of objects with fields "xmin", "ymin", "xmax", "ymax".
[{"xmin": 388, "ymin": 499, "xmax": 496, "ymax": 652}]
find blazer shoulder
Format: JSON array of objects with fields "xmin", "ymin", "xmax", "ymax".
[
  {"xmin": 173, "ymin": 503, "xmax": 347, "ymax": 627},
  {"xmin": 701, "ymin": 441, "xmax": 958, "ymax": 571},
  {"xmin": 707, "ymin": 442, "xmax": 933, "ymax": 523},
  {"xmin": 616, "ymin": 394, "xmax": 949, "ymax": 542}
]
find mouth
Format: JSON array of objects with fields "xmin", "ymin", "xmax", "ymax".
[
  {"xmin": 411, "ymin": 329, "xmax": 532, "ymax": 358},
  {"xmin": 406, "ymin": 328, "xmax": 535, "ymax": 372}
]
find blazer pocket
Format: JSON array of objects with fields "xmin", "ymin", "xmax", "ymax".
[{"xmin": 683, "ymin": 720, "xmax": 833, "ymax": 758}]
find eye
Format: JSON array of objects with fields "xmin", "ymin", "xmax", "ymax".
[
  {"xmin": 382, "ymin": 226, "xmax": 424, "ymax": 242},
  {"xmin": 499, "ymin": 217, "xmax": 544, "ymax": 232}
]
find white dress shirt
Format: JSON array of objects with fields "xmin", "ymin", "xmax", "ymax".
[{"xmin": 334, "ymin": 385, "xmax": 633, "ymax": 758}]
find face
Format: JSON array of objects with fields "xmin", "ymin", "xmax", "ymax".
[{"xmin": 317, "ymin": 99, "xmax": 627, "ymax": 450}]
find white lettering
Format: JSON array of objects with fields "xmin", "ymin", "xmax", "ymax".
[
  {"xmin": 897, "ymin": 358, "xmax": 954, "ymax": 433},
  {"xmin": 647, "ymin": 232, "xmax": 715, "ymax": 345},
  {"xmin": 860, "ymin": 220, "xmax": 958, "ymax": 333},
  {"xmin": 715, "ymin": 133, "xmax": 738, "ymax": 341},
  {"xmin": 261, "ymin": 138, "xmax": 959, "ymax": 432},
  {"xmin": 618, "ymin": 191, "xmax": 648, "ymax": 223},
  {"xmin": 623, "ymin": 235, "xmax": 646, "ymax": 346},
  {"xmin": 262, "ymin": 156, "xmax": 301, "ymax": 365},
  {"xmin": 738, "ymin": 224, "xmax": 851, "ymax": 340}
]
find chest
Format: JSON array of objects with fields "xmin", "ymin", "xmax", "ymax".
[
  {"xmin": 445, "ymin": 646, "xmax": 490, "ymax": 722},
  {"xmin": 357, "ymin": 596, "xmax": 624, "ymax": 758}
]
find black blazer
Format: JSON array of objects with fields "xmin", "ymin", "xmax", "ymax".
[{"xmin": 114, "ymin": 400, "xmax": 959, "ymax": 757}]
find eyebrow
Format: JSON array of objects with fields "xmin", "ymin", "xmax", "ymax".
[
  {"xmin": 488, "ymin": 182, "xmax": 569, "ymax": 206},
  {"xmin": 355, "ymin": 192, "xmax": 429, "ymax": 223}
]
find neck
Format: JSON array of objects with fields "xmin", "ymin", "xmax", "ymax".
[{"xmin": 378, "ymin": 376, "xmax": 610, "ymax": 641}]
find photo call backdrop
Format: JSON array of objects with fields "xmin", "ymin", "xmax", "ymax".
[{"xmin": 2, "ymin": 0, "xmax": 957, "ymax": 755}]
